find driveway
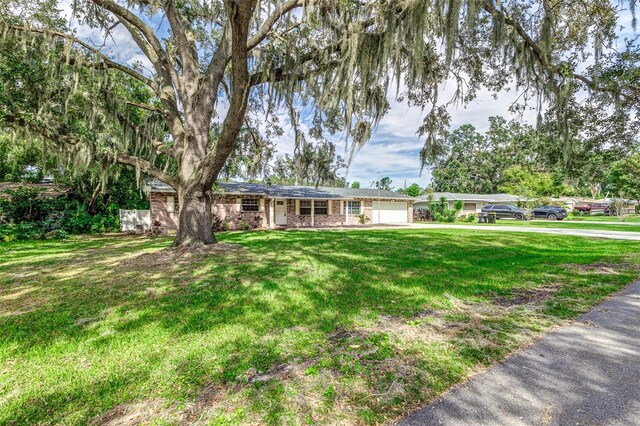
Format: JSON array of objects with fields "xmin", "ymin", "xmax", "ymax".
[
  {"xmin": 399, "ymin": 280, "xmax": 640, "ymax": 426},
  {"xmin": 407, "ymin": 223, "xmax": 640, "ymax": 241}
]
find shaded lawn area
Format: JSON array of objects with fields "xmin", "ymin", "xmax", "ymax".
[{"xmin": 1, "ymin": 229, "xmax": 640, "ymax": 425}]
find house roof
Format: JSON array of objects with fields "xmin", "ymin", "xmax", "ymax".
[
  {"xmin": 0, "ymin": 182, "xmax": 71, "ymax": 199},
  {"xmin": 145, "ymin": 179, "xmax": 414, "ymax": 200},
  {"xmin": 415, "ymin": 192, "xmax": 526, "ymax": 203}
]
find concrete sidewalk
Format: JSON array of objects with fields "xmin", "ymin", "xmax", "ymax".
[
  {"xmin": 399, "ymin": 281, "xmax": 640, "ymax": 426},
  {"xmin": 408, "ymin": 223, "xmax": 640, "ymax": 241}
]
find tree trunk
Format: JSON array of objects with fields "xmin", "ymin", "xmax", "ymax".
[{"xmin": 173, "ymin": 185, "xmax": 216, "ymax": 246}]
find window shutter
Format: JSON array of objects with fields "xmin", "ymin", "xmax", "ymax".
[
  {"xmin": 295, "ymin": 200, "xmax": 300, "ymax": 215},
  {"xmin": 340, "ymin": 200, "xmax": 344, "ymax": 215},
  {"xmin": 236, "ymin": 198, "xmax": 242, "ymax": 212},
  {"xmin": 328, "ymin": 200, "xmax": 333, "ymax": 215},
  {"xmin": 166, "ymin": 196, "xmax": 175, "ymax": 213},
  {"xmin": 259, "ymin": 198, "xmax": 265, "ymax": 211}
]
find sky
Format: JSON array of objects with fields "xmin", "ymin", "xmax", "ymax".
[{"xmin": 62, "ymin": 1, "xmax": 636, "ymax": 190}]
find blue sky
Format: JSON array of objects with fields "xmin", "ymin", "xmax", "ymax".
[{"xmin": 63, "ymin": 1, "xmax": 636, "ymax": 190}]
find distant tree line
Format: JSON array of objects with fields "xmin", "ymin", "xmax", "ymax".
[{"xmin": 425, "ymin": 115, "xmax": 639, "ymax": 200}]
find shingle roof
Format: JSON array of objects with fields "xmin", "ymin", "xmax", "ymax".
[
  {"xmin": 145, "ymin": 179, "xmax": 414, "ymax": 200},
  {"xmin": 415, "ymin": 192, "xmax": 525, "ymax": 203},
  {"xmin": 0, "ymin": 182, "xmax": 71, "ymax": 199}
]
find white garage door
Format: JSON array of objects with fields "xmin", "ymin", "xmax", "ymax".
[{"xmin": 372, "ymin": 201, "xmax": 408, "ymax": 224}]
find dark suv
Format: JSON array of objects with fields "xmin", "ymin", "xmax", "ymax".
[
  {"xmin": 481, "ymin": 204, "xmax": 529, "ymax": 220},
  {"xmin": 531, "ymin": 205, "xmax": 568, "ymax": 220}
]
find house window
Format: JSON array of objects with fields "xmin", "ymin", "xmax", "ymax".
[
  {"xmin": 300, "ymin": 200, "xmax": 312, "ymax": 215},
  {"xmin": 166, "ymin": 195, "xmax": 179, "ymax": 213},
  {"xmin": 315, "ymin": 200, "xmax": 328, "ymax": 215},
  {"xmin": 343, "ymin": 201, "xmax": 361, "ymax": 215},
  {"xmin": 241, "ymin": 198, "xmax": 259, "ymax": 212}
]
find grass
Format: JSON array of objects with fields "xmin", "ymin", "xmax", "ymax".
[
  {"xmin": 443, "ymin": 219, "xmax": 640, "ymax": 232},
  {"xmin": 566, "ymin": 214, "xmax": 640, "ymax": 223},
  {"xmin": 2, "ymin": 229, "xmax": 640, "ymax": 425}
]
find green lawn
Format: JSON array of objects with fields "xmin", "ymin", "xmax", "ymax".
[
  {"xmin": 444, "ymin": 219, "xmax": 640, "ymax": 232},
  {"xmin": 2, "ymin": 230, "xmax": 640, "ymax": 425},
  {"xmin": 567, "ymin": 214, "xmax": 640, "ymax": 223}
]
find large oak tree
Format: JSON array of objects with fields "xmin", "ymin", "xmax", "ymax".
[{"xmin": 0, "ymin": 0, "xmax": 635, "ymax": 246}]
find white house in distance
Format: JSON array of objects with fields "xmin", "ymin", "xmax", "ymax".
[{"xmin": 414, "ymin": 192, "xmax": 526, "ymax": 215}]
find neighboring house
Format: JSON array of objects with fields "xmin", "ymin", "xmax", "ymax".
[
  {"xmin": 414, "ymin": 192, "xmax": 526, "ymax": 215},
  {"xmin": 145, "ymin": 179, "xmax": 414, "ymax": 230},
  {"xmin": 552, "ymin": 197, "xmax": 596, "ymax": 211},
  {"xmin": 0, "ymin": 182, "xmax": 71, "ymax": 199}
]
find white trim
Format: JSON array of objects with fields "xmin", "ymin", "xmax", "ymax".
[{"xmin": 311, "ymin": 200, "xmax": 315, "ymax": 227}]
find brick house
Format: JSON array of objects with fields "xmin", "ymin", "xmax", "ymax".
[{"xmin": 145, "ymin": 179, "xmax": 415, "ymax": 230}]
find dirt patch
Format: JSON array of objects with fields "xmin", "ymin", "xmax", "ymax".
[
  {"xmin": 119, "ymin": 243, "xmax": 243, "ymax": 271},
  {"xmin": 563, "ymin": 262, "xmax": 640, "ymax": 274},
  {"xmin": 181, "ymin": 384, "xmax": 228, "ymax": 424},
  {"xmin": 89, "ymin": 399, "xmax": 180, "ymax": 426},
  {"xmin": 493, "ymin": 285, "xmax": 559, "ymax": 307}
]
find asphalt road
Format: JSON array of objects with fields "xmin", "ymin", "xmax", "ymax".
[
  {"xmin": 408, "ymin": 223, "xmax": 640, "ymax": 241},
  {"xmin": 398, "ymin": 280, "xmax": 640, "ymax": 426}
]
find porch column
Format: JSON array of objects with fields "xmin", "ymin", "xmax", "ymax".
[
  {"xmin": 270, "ymin": 199, "xmax": 275, "ymax": 229},
  {"xmin": 311, "ymin": 199, "xmax": 315, "ymax": 227},
  {"xmin": 346, "ymin": 201, "xmax": 350, "ymax": 226}
]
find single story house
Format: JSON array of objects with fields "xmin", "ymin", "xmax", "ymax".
[
  {"xmin": 414, "ymin": 192, "xmax": 526, "ymax": 215},
  {"xmin": 145, "ymin": 180, "xmax": 414, "ymax": 230}
]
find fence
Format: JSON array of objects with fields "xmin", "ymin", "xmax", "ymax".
[{"xmin": 119, "ymin": 209, "xmax": 151, "ymax": 232}]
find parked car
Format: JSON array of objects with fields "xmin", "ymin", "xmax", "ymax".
[
  {"xmin": 590, "ymin": 203, "xmax": 613, "ymax": 215},
  {"xmin": 480, "ymin": 204, "xmax": 529, "ymax": 220},
  {"xmin": 531, "ymin": 205, "xmax": 567, "ymax": 220},
  {"xmin": 573, "ymin": 204, "xmax": 591, "ymax": 213}
]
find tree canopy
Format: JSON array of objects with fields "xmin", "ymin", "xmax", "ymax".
[
  {"xmin": 606, "ymin": 154, "xmax": 640, "ymax": 201},
  {"xmin": 1, "ymin": 0, "xmax": 637, "ymax": 245}
]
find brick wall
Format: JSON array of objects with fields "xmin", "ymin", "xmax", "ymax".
[
  {"xmin": 285, "ymin": 199, "xmax": 350, "ymax": 227},
  {"xmin": 150, "ymin": 192, "xmax": 179, "ymax": 230},
  {"xmin": 213, "ymin": 196, "xmax": 269, "ymax": 230},
  {"xmin": 150, "ymin": 192, "xmax": 413, "ymax": 229},
  {"xmin": 150, "ymin": 192, "xmax": 269, "ymax": 231}
]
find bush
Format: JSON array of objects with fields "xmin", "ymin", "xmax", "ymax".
[
  {"xmin": 413, "ymin": 208, "xmax": 434, "ymax": 222},
  {"xmin": 238, "ymin": 220, "xmax": 252, "ymax": 231},
  {"xmin": 358, "ymin": 214, "xmax": 369, "ymax": 224},
  {"xmin": 0, "ymin": 186, "xmax": 121, "ymax": 240},
  {"xmin": 212, "ymin": 215, "xmax": 231, "ymax": 232},
  {"xmin": 0, "ymin": 223, "xmax": 69, "ymax": 241},
  {"xmin": 418, "ymin": 197, "xmax": 461, "ymax": 222}
]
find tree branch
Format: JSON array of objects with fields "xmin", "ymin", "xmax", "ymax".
[
  {"xmin": 6, "ymin": 25, "xmax": 158, "ymax": 91},
  {"xmin": 5, "ymin": 113, "xmax": 177, "ymax": 187},
  {"xmin": 199, "ymin": 1, "xmax": 257, "ymax": 189},
  {"xmin": 247, "ymin": 0, "xmax": 304, "ymax": 51},
  {"xmin": 116, "ymin": 153, "xmax": 178, "ymax": 187},
  {"xmin": 90, "ymin": 0, "xmax": 184, "ymax": 117},
  {"xmin": 163, "ymin": 0, "xmax": 199, "ymax": 80}
]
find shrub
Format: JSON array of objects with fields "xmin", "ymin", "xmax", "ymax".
[
  {"xmin": 0, "ymin": 223, "xmax": 48, "ymax": 241},
  {"xmin": 0, "ymin": 186, "xmax": 121, "ymax": 240},
  {"xmin": 423, "ymin": 197, "xmax": 461, "ymax": 222},
  {"xmin": 212, "ymin": 215, "xmax": 232, "ymax": 232},
  {"xmin": 358, "ymin": 214, "xmax": 369, "ymax": 224},
  {"xmin": 238, "ymin": 220, "xmax": 252, "ymax": 231},
  {"xmin": 44, "ymin": 229, "xmax": 68, "ymax": 240},
  {"xmin": 413, "ymin": 208, "xmax": 434, "ymax": 222}
]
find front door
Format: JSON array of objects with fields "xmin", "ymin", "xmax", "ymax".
[{"xmin": 275, "ymin": 199, "xmax": 287, "ymax": 225}]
